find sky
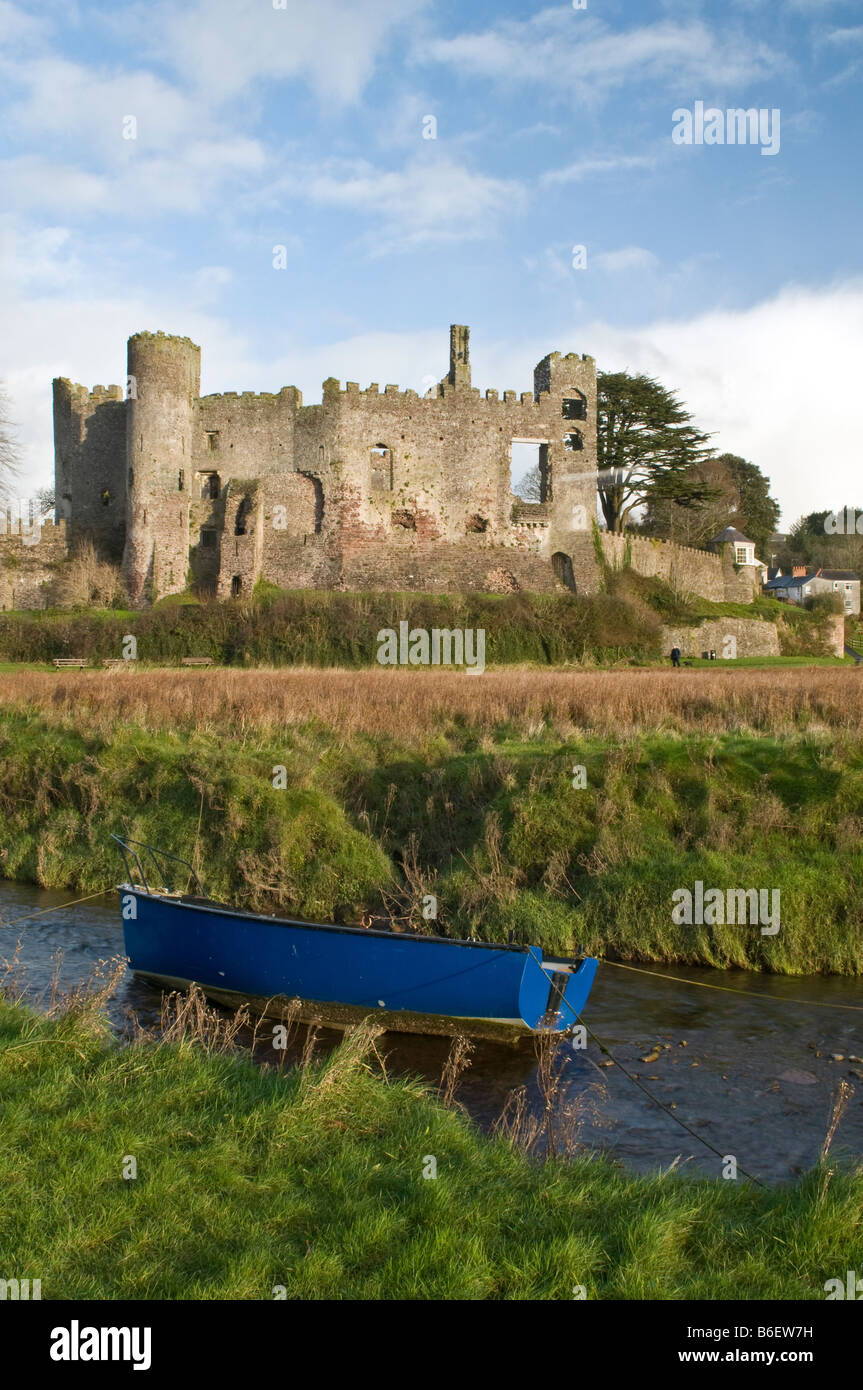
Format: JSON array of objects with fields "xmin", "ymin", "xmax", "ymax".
[{"xmin": 1, "ymin": 0, "xmax": 861, "ymax": 526}]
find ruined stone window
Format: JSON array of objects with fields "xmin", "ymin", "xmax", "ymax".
[
  {"xmin": 392, "ymin": 509, "xmax": 416, "ymax": 529},
  {"xmin": 562, "ymin": 393, "xmax": 587, "ymax": 421},
  {"xmin": 101, "ymin": 490, "xmax": 111, "ymax": 506},
  {"xmin": 206, "ymin": 431, "xmax": 220, "ymax": 452},
  {"xmin": 200, "ymin": 528, "xmax": 217, "ymax": 548},
  {"xmin": 370, "ymin": 445, "xmax": 393, "ymax": 491},
  {"xmin": 235, "ymin": 496, "xmax": 253, "ymax": 535},
  {"xmin": 510, "ymin": 441, "xmax": 542, "ymax": 499},
  {"xmin": 178, "ymin": 469, "xmax": 185, "ymax": 491},
  {"xmin": 128, "ymin": 468, "xmax": 134, "ymax": 489},
  {"xmin": 564, "ymin": 431, "xmax": 584, "ymax": 452},
  {"xmin": 466, "ymin": 514, "xmax": 489, "ymax": 533},
  {"xmin": 231, "ymin": 574, "xmax": 242, "ymax": 597},
  {"xmin": 200, "ymin": 472, "xmax": 220, "ymax": 500}
]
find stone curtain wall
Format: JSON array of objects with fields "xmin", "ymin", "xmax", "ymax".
[
  {"xmin": 602, "ymin": 532, "xmax": 762, "ymax": 604},
  {"xmin": 661, "ymin": 618, "xmax": 780, "ymax": 659},
  {"xmin": 0, "ymin": 519, "xmax": 68, "ymax": 611},
  {"xmin": 602, "ymin": 533, "xmax": 725, "ymax": 600}
]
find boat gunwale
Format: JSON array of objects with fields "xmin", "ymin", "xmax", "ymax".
[{"xmin": 116, "ymin": 883, "xmax": 585, "ymax": 969}]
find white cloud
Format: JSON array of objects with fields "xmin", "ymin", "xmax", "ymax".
[
  {"xmin": 271, "ymin": 156, "xmax": 526, "ymax": 251},
  {"xmin": 540, "ymin": 154, "xmax": 657, "ymax": 186},
  {"xmin": 577, "ymin": 280, "xmax": 863, "ymax": 524},
  {"xmin": 420, "ymin": 11, "xmax": 786, "ymax": 101},
  {"xmin": 146, "ymin": 0, "xmax": 428, "ymax": 106},
  {"xmin": 594, "ymin": 247, "xmax": 659, "ymax": 273}
]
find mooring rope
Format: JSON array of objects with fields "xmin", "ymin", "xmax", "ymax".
[
  {"xmin": 554, "ymin": 987, "xmax": 767, "ymax": 1186},
  {"xmin": 0, "ymin": 888, "xmax": 113, "ymax": 934},
  {"xmin": 599, "ymin": 957, "xmax": 863, "ymax": 1012}
]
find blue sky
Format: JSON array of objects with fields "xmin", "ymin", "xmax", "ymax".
[{"xmin": 1, "ymin": 0, "xmax": 862, "ymax": 523}]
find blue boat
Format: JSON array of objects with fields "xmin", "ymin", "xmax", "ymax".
[{"xmin": 113, "ymin": 836, "xmax": 597, "ymax": 1042}]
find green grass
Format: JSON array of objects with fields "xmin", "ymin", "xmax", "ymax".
[
  {"xmin": 0, "ymin": 998, "xmax": 858, "ymax": 1300},
  {"xmin": 1, "ymin": 707, "xmax": 861, "ymax": 973}
]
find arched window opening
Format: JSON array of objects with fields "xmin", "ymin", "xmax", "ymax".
[
  {"xmin": 231, "ymin": 574, "xmax": 242, "ymax": 597},
  {"xmin": 552, "ymin": 552, "xmax": 577, "ymax": 593}
]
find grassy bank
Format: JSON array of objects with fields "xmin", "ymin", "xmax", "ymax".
[
  {"xmin": 0, "ymin": 668, "xmax": 861, "ymax": 973},
  {"xmin": 0, "ymin": 995, "xmax": 858, "ymax": 1299},
  {"xmin": 0, "ymin": 575, "xmax": 832, "ymax": 666}
]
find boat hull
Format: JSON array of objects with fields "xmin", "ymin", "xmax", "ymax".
[{"xmin": 120, "ymin": 889, "xmax": 597, "ymax": 1042}]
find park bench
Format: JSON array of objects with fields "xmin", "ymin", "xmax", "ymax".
[
  {"xmin": 181, "ymin": 656, "xmax": 213, "ymax": 667},
  {"xmin": 52, "ymin": 658, "xmax": 89, "ymax": 669}
]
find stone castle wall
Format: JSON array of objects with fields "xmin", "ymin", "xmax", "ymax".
[
  {"xmin": 0, "ymin": 518, "xmax": 68, "ymax": 611},
  {"xmin": 602, "ymin": 532, "xmax": 762, "ymax": 604}
]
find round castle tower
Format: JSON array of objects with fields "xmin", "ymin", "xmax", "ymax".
[{"xmin": 123, "ymin": 332, "xmax": 201, "ymax": 604}]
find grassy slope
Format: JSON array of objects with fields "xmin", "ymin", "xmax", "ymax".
[
  {"xmin": 0, "ymin": 576, "xmax": 835, "ymax": 667},
  {"xmin": 1, "ymin": 999, "xmax": 858, "ymax": 1300},
  {"xmin": 0, "ymin": 677, "xmax": 861, "ymax": 971}
]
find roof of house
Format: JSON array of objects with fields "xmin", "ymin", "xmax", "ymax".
[
  {"xmin": 709, "ymin": 526, "xmax": 754, "ymax": 545},
  {"xmin": 764, "ymin": 569, "xmax": 859, "ymax": 589},
  {"xmin": 763, "ymin": 574, "xmax": 809, "ymax": 591}
]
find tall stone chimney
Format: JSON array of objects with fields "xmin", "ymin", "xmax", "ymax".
[{"xmin": 448, "ymin": 324, "xmax": 470, "ymax": 389}]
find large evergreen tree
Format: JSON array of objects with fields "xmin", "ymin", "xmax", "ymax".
[{"xmin": 597, "ymin": 372, "xmax": 712, "ymax": 533}]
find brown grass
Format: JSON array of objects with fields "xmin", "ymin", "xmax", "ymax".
[{"xmin": 0, "ymin": 666, "xmax": 861, "ymax": 740}]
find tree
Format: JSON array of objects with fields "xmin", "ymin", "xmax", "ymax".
[
  {"xmin": 713, "ymin": 453, "xmax": 779, "ymax": 558},
  {"xmin": 0, "ymin": 382, "xmax": 21, "ymax": 500},
  {"xmin": 785, "ymin": 506, "xmax": 863, "ymax": 574},
  {"xmin": 640, "ymin": 455, "xmax": 740, "ymax": 547},
  {"xmin": 513, "ymin": 466, "xmax": 542, "ymax": 501},
  {"xmin": 597, "ymin": 372, "xmax": 713, "ymax": 533},
  {"xmin": 32, "ymin": 485, "xmax": 55, "ymax": 516}
]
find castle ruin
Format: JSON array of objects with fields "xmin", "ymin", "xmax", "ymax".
[
  {"xmin": 0, "ymin": 323, "xmax": 763, "ymax": 613},
  {"xmin": 51, "ymin": 326, "xmax": 600, "ymax": 604}
]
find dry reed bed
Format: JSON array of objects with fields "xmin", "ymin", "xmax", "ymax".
[{"xmin": 0, "ymin": 666, "xmax": 860, "ymax": 739}]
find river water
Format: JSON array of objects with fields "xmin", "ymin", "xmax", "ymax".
[{"xmin": 2, "ymin": 879, "xmax": 860, "ymax": 1184}]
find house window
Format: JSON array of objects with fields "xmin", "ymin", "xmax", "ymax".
[
  {"xmin": 833, "ymin": 581, "xmax": 839, "ymax": 591},
  {"xmin": 200, "ymin": 529, "xmax": 217, "ymax": 548},
  {"xmin": 564, "ymin": 431, "xmax": 583, "ymax": 452},
  {"xmin": 562, "ymin": 393, "xmax": 587, "ymax": 421},
  {"xmin": 735, "ymin": 546, "xmax": 749, "ymax": 564}
]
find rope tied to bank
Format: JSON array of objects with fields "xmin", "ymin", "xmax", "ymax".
[
  {"xmin": 0, "ymin": 888, "xmax": 113, "ymax": 935},
  {"xmin": 599, "ymin": 957, "xmax": 863, "ymax": 1012}
]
